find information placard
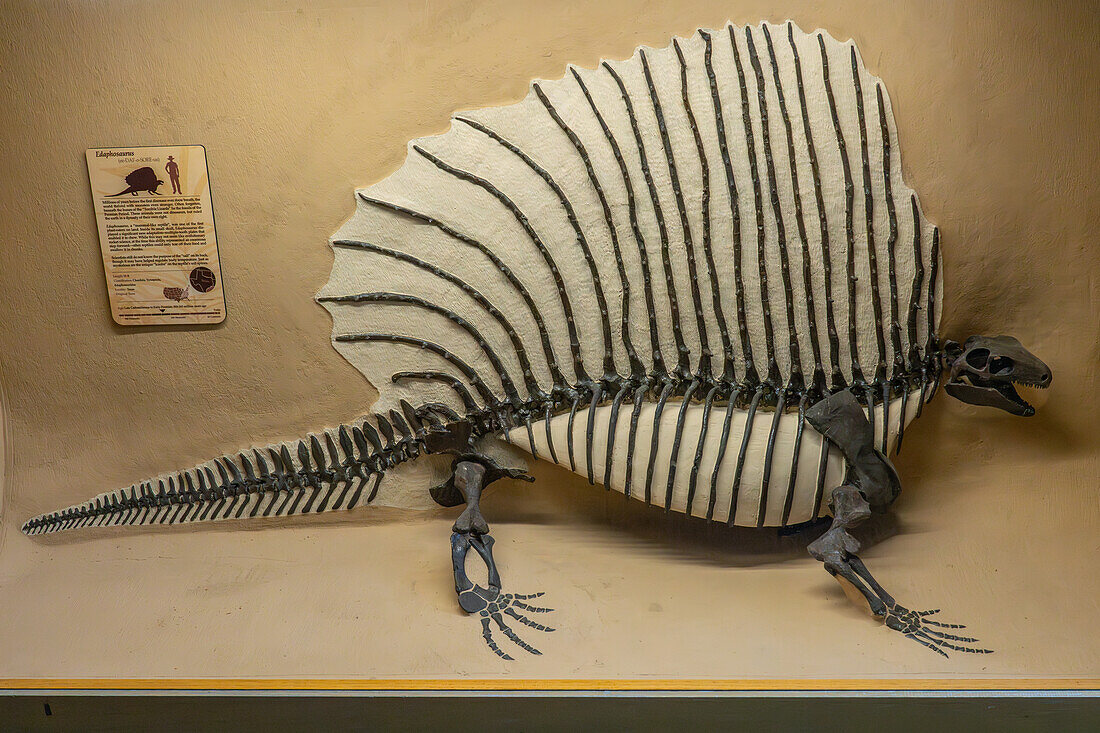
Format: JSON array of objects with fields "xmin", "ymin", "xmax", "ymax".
[{"xmin": 87, "ymin": 145, "xmax": 226, "ymax": 325}]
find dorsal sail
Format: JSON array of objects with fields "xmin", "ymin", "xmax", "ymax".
[{"xmin": 319, "ymin": 20, "xmax": 942, "ymax": 505}]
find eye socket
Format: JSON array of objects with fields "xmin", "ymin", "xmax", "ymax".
[
  {"xmin": 990, "ymin": 356, "xmax": 1014, "ymax": 375},
  {"xmin": 965, "ymin": 348, "xmax": 990, "ymax": 369}
]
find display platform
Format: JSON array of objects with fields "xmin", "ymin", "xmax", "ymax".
[{"xmin": 2, "ymin": 445, "xmax": 1097, "ymax": 683}]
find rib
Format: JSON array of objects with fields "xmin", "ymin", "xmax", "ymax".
[
  {"xmin": 566, "ymin": 392, "xmax": 581, "ymax": 473},
  {"xmin": 524, "ymin": 416, "xmax": 539, "ymax": 461},
  {"xmin": 757, "ymin": 387, "xmax": 788, "ymax": 526},
  {"xmin": 811, "ymin": 438, "xmax": 830, "ymax": 519},
  {"xmin": 727, "ymin": 386, "xmax": 764, "ymax": 526},
  {"xmin": 543, "ymin": 404, "xmax": 560, "ymax": 465},
  {"xmin": 644, "ymin": 381, "xmax": 676, "ymax": 504},
  {"xmin": 584, "ymin": 384, "xmax": 604, "ymax": 484},
  {"xmin": 623, "ymin": 384, "xmax": 648, "ymax": 499},
  {"xmin": 686, "ymin": 385, "xmax": 720, "ymax": 515},
  {"xmin": 603, "ymin": 383, "xmax": 631, "ymax": 488},
  {"xmin": 665, "ymin": 379, "xmax": 700, "ymax": 511},
  {"xmin": 895, "ymin": 379, "xmax": 910, "ymax": 455},
  {"xmin": 881, "ymin": 380, "xmax": 891, "ymax": 455},
  {"xmin": 707, "ymin": 387, "xmax": 742, "ymax": 521},
  {"xmin": 780, "ymin": 392, "xmax": 810, "ymax": 525}
]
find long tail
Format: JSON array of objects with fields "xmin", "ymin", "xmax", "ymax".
[{"xmin": 21, "ymin": 411, "xmax": 429, "ymax": 535}]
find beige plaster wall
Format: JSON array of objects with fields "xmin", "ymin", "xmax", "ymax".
[{"xmin": 0, "ymin": 0, "xmax": 1096, "ymax": 681}]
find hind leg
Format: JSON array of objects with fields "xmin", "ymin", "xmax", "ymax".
[
  {"xmin": 806, "ymin": 390, "xmax": 991, "ymax": 657},
  {"xmin": 447, "ymin": 460, "xmax": 554, "ymax": 660}
]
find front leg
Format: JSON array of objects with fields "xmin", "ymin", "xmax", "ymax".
[
  {"xmin": 808, "ymin": 485, "xmax": 989, "ymax": 656},
  {"xmin": 447, "ymin": 459, "xmax": 554, "ymax": 660},
  {"xmin": 806, "ymin": 390, "xmax": 991, "ymax": 657}
]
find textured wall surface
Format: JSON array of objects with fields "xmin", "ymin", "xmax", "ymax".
[{"xmin": 0, "ymin": 0, "xmax": 1097, "ymax": 680}]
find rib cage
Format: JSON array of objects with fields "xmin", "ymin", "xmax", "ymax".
[{"xmin": 507, "ymin": 391, "xmax": 921, "ymax": 527}]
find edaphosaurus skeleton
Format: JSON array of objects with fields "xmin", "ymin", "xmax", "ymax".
[{"xmin": 24, "ymin": 22, "xmax": 1052, "ymax": 660}]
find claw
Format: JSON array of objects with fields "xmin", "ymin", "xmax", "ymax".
[
  {"xmin": 920, "ymin": 627, "xmax": 979, "ymax": 643},
  {"xmin": 504, "ymin": 606, "xmax": 556, "ymax": 632},
  {"xmin": 920, "ymin": 619, "xmax": 967, "ymax": 629},
  {"xmin": 491, "ymin": 611, "xmax": 542, "ymax": 655},
  {"xmin": 906, "ymin": 632, "xmax": 949, "ymax": 658},
  {"xmin": 480, "ymin": 616, "xmax": 513, "ymax": 660},
  {"xmin": 912, "ymin": 628, "xmax": 993, "ymax": 655},
  {"xmin": 513, "ymin": 600, "xmax": 553, "ymax": 614},
  {"xmin": 889, "ymin": 606, "xmax": 992, "ymax": 657},
  {"xmin": 467, "ymin": 585, "xmax": 556, "ymax": 659},
  {"xmin": 914, "ymin": 609, "xmax": 967, "ymax": 629}
]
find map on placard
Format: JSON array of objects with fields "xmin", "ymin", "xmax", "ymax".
[{"xmin": 87, "ymin": 145, "xmax": 226, "ymax": 325}]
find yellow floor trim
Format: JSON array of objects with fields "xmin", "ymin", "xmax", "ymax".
[{"xmin": 1, "ymin": 678, "xmax": 1097, "ymax": 691}]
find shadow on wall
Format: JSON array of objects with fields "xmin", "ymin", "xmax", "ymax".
[{"xmin": 0, "ymin": 372, "xmax": 7, "ymax": 527}]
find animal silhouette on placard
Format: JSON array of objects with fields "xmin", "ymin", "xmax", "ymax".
[{"xmin": 108, "ymin": 166, "xmax": 164, "ymax": 196}]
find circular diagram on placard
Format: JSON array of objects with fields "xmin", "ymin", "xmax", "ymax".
[{"xmin": 189, "ymin": 266, "xmax": 217, "ymax": 293}]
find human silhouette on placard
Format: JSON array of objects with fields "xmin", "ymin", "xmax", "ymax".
[{"xmin": 166, "ymin": 156, "xmax": 181, "ymax": 194}]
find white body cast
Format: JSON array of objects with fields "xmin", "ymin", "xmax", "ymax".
[{"xmin": 508, "ymin": 391, "xmax": 922, "ymax": 526}]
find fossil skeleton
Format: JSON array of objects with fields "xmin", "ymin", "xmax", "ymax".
[{"xmin": 25, "ymin": 22, "xmax": 1053, "ymax": 661}]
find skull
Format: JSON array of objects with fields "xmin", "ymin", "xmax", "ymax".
[{"xmin": 943, "ymin": 335, "xmax": 1052, "ymax": 416}]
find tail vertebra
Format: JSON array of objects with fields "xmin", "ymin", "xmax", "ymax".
[{"xmin": 21, "ymin": 412, "xmax": 425, "ymax": 535}]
